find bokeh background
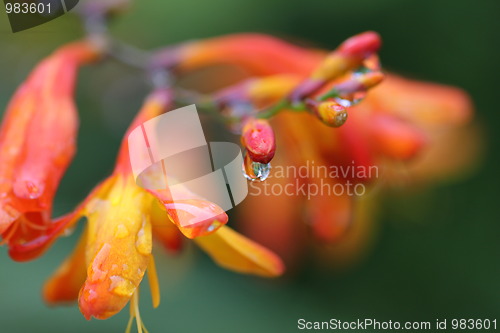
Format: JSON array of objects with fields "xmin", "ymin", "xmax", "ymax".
[{"xmin": 0, "ymin": 0, "xmax": 499, "ymax": 332}]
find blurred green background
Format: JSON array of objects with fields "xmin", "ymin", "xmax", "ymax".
[{"xmin": 0, "ymin": 0, "xmax": 499, "ymax": 332}]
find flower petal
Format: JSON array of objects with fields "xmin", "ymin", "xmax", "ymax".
[
  {"xmin": 0, "ymin": 41, "xmax": 99, "ymax": 242},
  {"xmin": 78, "ymin": 175, "xmax": 153, "ymax": 320},
  {"xmin": 194, "ymin": 226, "xmax": 284, "ymax": 277},
  {"xmin": 43, "ymin": 228, "xmax": 88, "ymax": 304},
  {"xmin": 177, "ymin": 34, "xmax": 321, "ymax": 76},
  {"xmin": 150, "ymin": 200, "xmax": 183, "ymax": 252}
]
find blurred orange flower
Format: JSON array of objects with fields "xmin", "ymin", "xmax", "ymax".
[
  {"xmin": 165, "ymin": 33, "xmax": 477, "ymax": 268},
  {"xmin": 0, "ymin": 41, "xmax": 99, "ymax": 246},
  {"xmin": 239, "ymin": 74, "xmax": 476, "ymax": 268}
]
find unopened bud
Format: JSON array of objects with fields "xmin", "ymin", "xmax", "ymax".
[
  {"xmin": 338, "ymin": 31, "xmax": 381, "ymax": 59},
  {"xmin": 334, "ymin": 71, "xmax": 385, "ymax": 95},
  {"xmin": 307, "ymin": 100, "xmax": 348, "ymax": 127},
  {"xmin": 241, "ymin": 118, "xmax": 276, "ymax": 164}
]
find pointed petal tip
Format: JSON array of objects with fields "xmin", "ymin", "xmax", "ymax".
[{"xmin": 195, "ymin": 226, "xmax": 286, "ymax": 278}]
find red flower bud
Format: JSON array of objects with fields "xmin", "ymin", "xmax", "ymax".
[
  {"xmin": 338, "ymin": 31, "xmax": 382, "ymax": 59},
  {"xmin": 241, "ymin": 118, "xmax": 276, "ymax": 164}
]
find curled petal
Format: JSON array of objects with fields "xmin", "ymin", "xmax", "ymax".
[
  {"xmin": 195, "ymin": 226, "xmax": 284, "ymax": 277},
  {"xmin": 161, "ymin": 196, "xmax": 228, "ymax": 239},
  {"xmin": 7, "ymin": 176, "xmax": 115, "ymax": 262},
  {"xmin": 0, "ymin": 41, "xmax": 99, "ymax": 242}
]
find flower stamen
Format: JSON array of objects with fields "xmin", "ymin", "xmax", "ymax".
[
  {"xmin": 126, "ymin": 290, "xmax": 149, "ymax": 333},
  {"xmin": 147, "ymin": 255, "xmax": 160, "ymax": 309}
]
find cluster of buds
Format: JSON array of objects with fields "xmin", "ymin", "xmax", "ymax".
[
  {"xmin": 183, "ymin": 32, "xmax": 385, "ymax": 181},
  {"xmin": 180, "ymin": 31, "xmax": 384, "ymax": 181}
]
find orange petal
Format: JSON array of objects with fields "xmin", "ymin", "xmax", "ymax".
[
  {"xmin": 238, "ymin": 152, "xmax": 307, "ymax": 268},
  {"xmin": 178, "ymin": 34, "xmax": 322, "ymax": 76},
  {"xmin": 194, "ymin": 226, "xmax": 284, "ymax": 277},
  {"xmin": 309, "ymin": 189, "xmax": 353, "ymax": 243},
  {"xmin": 79, "ymin": 175, "xmax": 153, "ymax": 320},
  {"xmin": 147, "ymin": 184, "xmax": 228, "ymax": 239},
  {"xmin": 369, "ymin": 114, "xmax": 427, "ymax": 160},
  {"xmin": 368, "ymin": 74, "xmax": 473, "ymax": 126},
  {"xmin": 150, "ymin": 200, "xmax": 183, "ymax": 252},
  {"xmin": 43, "ymin": 228, "xmax": 88, "ymax": 304},
  {"xmin": 0, "ymin": 41, "xmax": 99, "ymax": 240},
  {"xmin": 7, "ymin": 175, "xmax": 115, "ymax": 261}
]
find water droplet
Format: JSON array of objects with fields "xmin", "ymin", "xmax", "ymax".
[
  {"xmin": 335, "ymin": 97, "xmax": 352, "ymax": 108},
  {"xmin": 114, "ymin": 224, "xmax": 130, "ymax": 239},
  {"xmin": 109, "ymin": 275, "xmax": 136, "ymax": 297},
  {"xmin": 13, "ymin": 180, "xmax": 43, "ymax": 199},
  {"xmin": 135, "ymin": 222, "xmax": 151, "ymax": 255},
  {"xmin": 84, "ymin": 289, "xmax": 98, "ymax": 302},
  {"xmin": 90, "ymin": 243, "xmax": 111, "ymax": 282},
  {"xmin": 242, "ymin": 154, "xmax": 271, "ymax": 182},
  {"xmin": 350, "ymin": 91, "xmax": 367, "ymax": 105},
  {"xmin": 62, "ymin": 225, "xmax": 77, "ymax": 237},
  {"xmin": 89, "ymin": 266, "xmax": 107, "ymax": 283}
]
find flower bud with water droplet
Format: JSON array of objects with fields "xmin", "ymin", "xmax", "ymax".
[
  {"xmin": 241, "ymin": 118, "xmax": 276, "ymax": 164},
  {"xmin": 307, "ymin": 100, "xmax": 348, "ymax": 127}
]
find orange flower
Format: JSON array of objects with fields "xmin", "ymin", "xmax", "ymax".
[
  {"xmin": 12, "ymin": 90, "xmax": 284, "ymax": 326},
  {"xmin": 239, "ymin": 74, "xmax": 475, "ymax": 266},
  {"xmin": 166, "ymin": 32, "xmax": 475, "ymax": 267},
  {"xmin": 0, "ymin": 41, "xmax": 99, "ymax": 245}
]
